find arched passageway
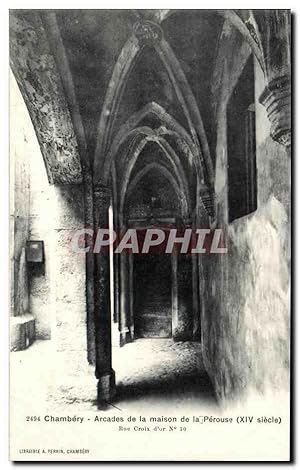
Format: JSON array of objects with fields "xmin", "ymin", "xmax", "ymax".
[
  {"xmin": 107, "ymin": 134, "xmax": 217, "ymax": 405},
  {"xmin": 10, "ymin": 9, "xmax": 290, "ymax": 415}
]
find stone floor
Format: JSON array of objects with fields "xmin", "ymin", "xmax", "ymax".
[
  {"xmin": 10, "ymin": 339, "xmax": 290, "ymax": 461},
  {"xmin": 113, "ymin": 338, "xmax": 217, "ymax": 412},
  {"xmin": 10, "ymin": 338, "xmax": 217, "ymax": 414}
]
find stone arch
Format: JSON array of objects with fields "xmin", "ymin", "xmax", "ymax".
[
  {"xmin": 93, "ymin": 10, "xmax": 270, "ymax": 193},
  {"xmin": 125, "ymin": 162, "xmax": 190, "ymax": 219},
  {"xmin": 100, "ymin": 101, "xmax": 197, "ymax": 183},
  {"xmin": 118, "ymin": 135, "xmax": 192, "ymax": 226},
  {"xmin": 154, "ymin": 37, "xmax": 213, "ymax": 182},
  {"xmin": 9, "ymin": 11, "xmax": 83, "ymax": 185},
  {"xmin": 216, "ymin": 10, "xmax": 264, "ymax": 71},
  {"xmin": 158, "ymin": 9, "xmax": 265, "ymax": 71},
  {"xmin": 93, "ymin": 27, "xmax": 213, "ymax": 187},
  {"xmin": 93, "ymin": 35, "xmax": 142, "ymax": 165}
]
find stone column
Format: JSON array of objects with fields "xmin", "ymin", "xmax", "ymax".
[
  {"xmin": 172, "ymin": 248, "xmax": 195, "ymax": 341},
  {"xmin": 93, "ymin": 183, "xmax": 115, "ymax": 405},
  {"xmin": 119, "ymin": 250, "xmax": 132, "ymax": 346},
  {"xmin": 112, "ymin": 205, "xmax": 120, "ymax": 325},
  {"xmin": 171, "ymin": 250, "xmax": 178, "ymax": 338},
  {"xmin": 256, "ymin": 10, "xmax": 291, "ymax": 148},
  {"xmin": 113, "ymin": 253, "xmax": 120, "ymax": 324},
  {"xmin": 128, "ymin": 251, "xmax": 134, "ymax": 339},
  {"xmin": 192, "ymin": 253, "xmax": 200, "ymax": 340},
  {"xmin": 176, "ymin": 254, "xmax": 194, "ymax": 341}
]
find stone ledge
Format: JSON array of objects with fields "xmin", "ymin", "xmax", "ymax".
[{"xmin": 10, "ymin": 314, "xmax": 35, "ymax": 351}]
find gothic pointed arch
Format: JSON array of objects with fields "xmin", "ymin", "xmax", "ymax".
[
  {"xmin": 160, "ymin": 9, "xmax": 264, "ymax": 71},
  {"xmin": 99, "ymin": 102, "xmax": 197, "ymax": 183},
  {"xmin": 93, "ymin": 35, "xmax": 142, "ymax": 164},
  {"xmin": 126, "ymin": 161, "xmax": 189, "ymax": 218},
  {"xmin": 119, "ymin": 135, "xmax": 194, "ymax": 222},
  {"xmin": 93, "ymin": 23, "xmax": 214, "ymax": 188},
  {"xmin": 10, "ymin": 11, "xmax": 83, "ymax": 185}
]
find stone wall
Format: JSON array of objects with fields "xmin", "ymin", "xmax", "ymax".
[
  {"xmin": 10, "ymin": 71, "xmax": 34, "ymax": 350},
  {"xmin": 50, "ymin": 185, "xmax": 87, "ymax": 358},
  {"xmin": 201, "ymin": 23, "xmax": 290, "ymax": 403},
  {"xmin": 11, "ymin": 71, "xmax": 87, "ymax": 359},
  {"xmin": 27, "ymin": 83, "xmax": 52, "ymax": 339},
  {"xmin": 10, "ymin": 71, "xmax": 30, "ymax": 318}
]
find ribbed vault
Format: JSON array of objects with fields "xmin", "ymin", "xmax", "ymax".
[{"xmin": 10, "ymin": 9, "xmax": 290, "ymax": 208}]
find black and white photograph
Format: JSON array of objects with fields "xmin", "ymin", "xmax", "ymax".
[{"xmin": 8, "ymin": 8, "xmax": 291, "ymax": 461}]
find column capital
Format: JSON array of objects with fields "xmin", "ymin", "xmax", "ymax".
[
  {"xmin": 93, "ymin": 182, "xmax": 111, "ymax": 197},
  {"xmin": 93, "ymin": 183, "xmax": 111, "ymax": 210},
  {"xmin": 133, "ymin": 20, "xmax": 163, "ymax": 45},
  {"xmin": 199, "ymin": 186, "xmax": 215, "ymax": 218},
  {"xmin": 259, "ymin": 74, "xmax": 291, "ymax": 148}
]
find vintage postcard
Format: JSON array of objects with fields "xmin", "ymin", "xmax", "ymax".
[{"xmin": 9, "ymin": 9, "xmax": 291, "ymax": 461}]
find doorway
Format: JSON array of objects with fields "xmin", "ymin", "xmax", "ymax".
[{"xmin": 133, "ymin": 253, "xmax": 172, "ymax": 338}]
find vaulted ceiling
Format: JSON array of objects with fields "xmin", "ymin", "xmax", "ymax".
[
  {"xmin": 10, "ymin": 9, "xmax": 291, "ymax": 223},
  {"xmin": 53, "ymin": 9, "xmax": 223, "ymax": 159},
  {"xmin": 12, "ymin": 8, "xmax": 285, "ymax": 219},
  {"xmin": 10, "ymin": 10, "xmax": 227, "ymax": 173}
]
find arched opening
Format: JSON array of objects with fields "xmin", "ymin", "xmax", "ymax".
[
  {"xmin": 126, "ymin": 167, "xmax": 179, "ymax": 339},
  {"xmin": 106, "ymin": 129, "xmax": 216, "ymax": 408},
  {"xmin": 89, "ymin": 9, "xmax": 221, "ymax": 404}
]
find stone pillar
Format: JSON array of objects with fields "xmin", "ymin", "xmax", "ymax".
[
  {"xmin": 113, "ymin": 253, "xmax": 120, "ymax": 324},
  {"xmin": 192, "ymin": 253, "xmax": 200, "ymax": 340},
  {"xmin": 171, "ymin": 248, "xmax": 193, "ymax": 341},
  {"xmin": 177, "ymin": 254, "xmax": 194, "ymax": 341},
  {"xmin": 112, "ymin": 206, "xmax": 120, "ymax": 324},
  {"xmin": 128, "ymin": 251, "xmax": 134, "ymax": 339},
  {"xmin": 256, "ymin": 10, "xmax": 291, "ymax": 148},
  {"xmin": 171, "ymin": 250, "xmax": 178, "ymax": 338},
  {"xmin": 118, "ymin": 250, "xmax": 132, "ymax": 346},
  {"xmin": 93, "ymin": 184, "xmax": 115, "ymax": 405}
]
